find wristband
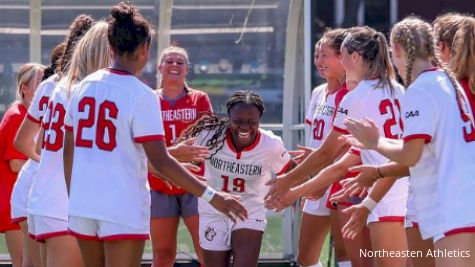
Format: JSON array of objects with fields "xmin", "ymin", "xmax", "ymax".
[
  {"xmin": 361, "ymin": 197, "xmax": 378, "ymax": 212},
  {"xmin": 201, "ymin": 186, "xmax": 216, "ymax": 202}
]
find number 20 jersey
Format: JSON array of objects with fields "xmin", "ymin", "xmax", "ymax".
[{"xmin": 196, "ymin": 129, "xmax": 291, "ymax": 218}]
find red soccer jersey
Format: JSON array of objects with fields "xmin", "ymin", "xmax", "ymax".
[
  {"xmin": 148, "ymin": 87, "xmax": 213, "ymax": 194},
  {"xmin": 460, "ymin": 79, "xmax": 475, "ymax": 117},
  {"xmin": 0, "ymin": 103, "xmax": 28, "ymax": 231}
]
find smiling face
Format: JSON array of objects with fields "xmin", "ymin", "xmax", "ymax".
[
  {"xmin": 158, "ymin": 52, "xmax": 188, "ymax": 84},
  {"xmin": 228, "ymin": 102, "xmax": 261, "ymax": 151},
  {"xmin": 314, "ymin": 43, "xmax": 325, "ymax": 77},
  {"xmin": 319, "ymin": 42, "xmax": 345, "ymax": 80}
]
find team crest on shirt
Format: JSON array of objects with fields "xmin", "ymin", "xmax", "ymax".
[{"xmin": 205, "ymin": 226, "xmax": 216, "ymax": 241}]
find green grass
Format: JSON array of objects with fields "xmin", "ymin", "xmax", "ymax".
[{"xmin": 0, "ymin": 216, "xmax": 333, "ymax": 264}]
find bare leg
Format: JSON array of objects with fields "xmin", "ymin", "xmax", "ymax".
[
  {"xmin": 297, "ymin": 213, "xmax": 330, "ymax": 266},
  {"xmin": 76, "ymin": 239, "xmax": 104, "ymax": 267},
  {"xmin": 5, "ymin": 230, "xmax": 23, "ymax": 267},
  {"xmin": 150, "ymin": 217, "xmax": 179, "ymax": 267},
  {"xmin": 104, "ymin": 239, "xmax": 145, "ymax": 267},
  {"xmin": 230, "ymin": 229, "xmax": 263, "ymax": 267}
]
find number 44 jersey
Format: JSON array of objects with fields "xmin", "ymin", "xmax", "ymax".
[{"xmin": 196, "ymin": 129, "xmax": 291, "ymax": 218}]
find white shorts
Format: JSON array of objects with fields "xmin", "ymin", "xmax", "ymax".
[
  {"xmin": 68, "ymin": 216, "xmax": 149, "ymax": 241},
  {"xmin": 28, "ymin": 214, "xmax": 69, "ymax": 242},
  {"xmin": 302, "ymin": 187, "xmax": 331, "ymax": 216},
  {"xmin": 404, "ymin": 194, "xmax": 418, "ymax": 229},
  {"xmin": 11, "ymin": 159, "xmax": 38, "ymax": 222},
  {"xmin": 199, "ymin": 214, "xmax": 266, "ymax": 251},
  {"xmin": 432, "ymin": 223, "xmax": 475, "ymax": 243},
  {"xmin": 367, "ymin": 198, "xmax": 406, "ymax": 224}
]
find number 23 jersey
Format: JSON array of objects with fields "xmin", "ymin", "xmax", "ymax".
[{"xmin": 196, "ymin": 129, "xmax": 291, "ymax": 218}]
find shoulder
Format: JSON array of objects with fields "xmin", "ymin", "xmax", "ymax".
[
  {"xmin": 259, "ymin": 129, "xmax": 284, "ymax": 147},
  {"xmin": 1, "ymin": 104, "xmax": 25, "ymax": 125},
  {"xmin": 311, "ymin": 83, "xmax": 327, "ymax": 99}
]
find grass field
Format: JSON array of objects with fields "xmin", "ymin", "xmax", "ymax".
[{"xmin": 0, "ymin": 216, "xmax": 333, "ymax": 264}]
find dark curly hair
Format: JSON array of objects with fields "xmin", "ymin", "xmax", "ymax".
[
  {"xmin": 179, "ymin": 90, "xmax": 264, "ymax": 158},
  {"xmin": 57, "ymin": 15, "xmax": 94, "ymax": 77},
  {"xmin": 42, "ymin": 42, "xmax": 66, "ymax": 81},
  {"xmin": 108, "ymin": 1, "xmax": 151, "ymax": 56}
]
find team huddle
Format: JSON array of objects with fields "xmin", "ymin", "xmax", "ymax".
[{"xmin": 0, "ymin": 1, "xmax": 474, "ymax": 267}]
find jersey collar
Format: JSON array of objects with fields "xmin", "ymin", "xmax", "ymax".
[{"xmin": 225, "ymin": 129, "xmax": 261, "ymax": 160}]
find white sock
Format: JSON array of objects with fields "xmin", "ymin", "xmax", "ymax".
[
  {"xmin": 337, "ymin": 260, "xmax": 352, "ymax": 267},
  {"xmin": 301, "ymin": 262, "xmax": 323, "ymax": 267}
]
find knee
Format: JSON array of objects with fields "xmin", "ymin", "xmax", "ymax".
[
  {"xmin": 334, "ymin": 246, "xmax": 348, "ymax": 261},
  {"xmin": 153, "ymin": 249, "xmax": 176, "ymax": 266}
]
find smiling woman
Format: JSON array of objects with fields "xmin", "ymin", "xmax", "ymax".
[{"xmin": 178, "ymin": 90, "xmax": 296, "ymax": 267}]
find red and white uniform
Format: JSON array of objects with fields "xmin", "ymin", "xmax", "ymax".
[
  {"xmin": 198, "ymin": 129, "xmax": 291, "ymax": 218},
  {"xmin": 11, "ymin": 74, "xmax": 57, "ymax": 222},
  {"xmin": 27, "ymin": 79, "xmax": 71, "ymax": 240},
  {"xmin": 303, "ymin": 83, "xmax": 349, "ymax": 215},
  {"xmin": 401, "ymin": 69, "xmax": 475, "ymax": 239},
  {"xmin": 65, "ymin": 68, "xmax": 165, "ymax": 238},
  {"xmin": 333, "ymin": 79, "xmax": 408, "ymax": 223},
  {"xmin": 148, "ymin": 88, "xmax": 212, "ymax": 194},
  {"xmin": 197, "ymin": 129, "xmax": 291, "ymax": 250},
  {"xmin": 0, "ymin": 103, "xmax": 28, "ymax": 232}
]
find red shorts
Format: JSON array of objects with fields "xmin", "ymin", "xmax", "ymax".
[{"xmin": 326, "ymin": 171, "xmax": 365, "ymax": 209}]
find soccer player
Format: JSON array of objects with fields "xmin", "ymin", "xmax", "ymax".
[
  {"xmin": 64, "ymin": 3, "xmax": 247, "ymax": 267},
  {"xmin": 179, "ymin": 90, "xmax": 295, "ymax": 267}
]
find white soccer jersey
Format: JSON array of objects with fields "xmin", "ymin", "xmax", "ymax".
[
  {"xmin": 305, "ymin": 84, "xmax": 340, "ymax": 148},
  {"xmin": 12, "ymin": 74, "xmax": 58, "ymax": 219},
  {"xmin": 65, "ymin": 68, "xmax": 165, "ymax": 229},
  {"xmin": 401, "ymin": 69, "xmax": 475, "ymax": 239},
  {"xmin": 28, "ymin": 79, "xmax": 70, "ymax": 220},
  {"xmin": 333, "ymin": 79, "xmax": 408, "ymax": 204},
  {"xmin": 197, "ymin": 129, "xmax": 291, "ymax": 218},
  {"xmin": 26, "ymin": 74, "xmax": 58, "ymax": 124}
]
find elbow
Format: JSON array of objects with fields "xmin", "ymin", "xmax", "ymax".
[
  {"xmin": 13, "ymin": 138, "xmax": 24, "ymax": 154},
  {"xmin": 401, "ymin": 155, "xmax": 420, "ymax": 168}
]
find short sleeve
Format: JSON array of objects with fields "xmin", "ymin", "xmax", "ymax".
[
  {"xmin": 270, "ymin": 137, "xmax": 291, "ymax": 175},
  {"xmin": 132, "ymin": 92, "xmax": 165, "ymax": 143},
  {"xmin": 333, "ymin": 92, "xmax": 364, "ymax": 134},
  {"xmin": 27, "ymin": 82, "xmax": 49, "ymax": 124},
  {"xmin": 4, "ymin": 115, "xmax": 27, "ymax": 161},
  {"xmin": 305, "ymin": 89, "xmax": 319, "ymax": 125},
  {"xmin": 401, "ymin": 88, "xmax": 435, "ymax": 143}
]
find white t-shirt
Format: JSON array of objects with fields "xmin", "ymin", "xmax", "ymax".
[
  {"xmin": 333, "ymin": 79, "xmax": 409, "ymax": 204},
  {"xmin": 197, "ymin": 129, "xmax": 291, "ymax": 218},
  {"xmin": 65, "ymin": 68, "xmax": 165, "ymax": 229},
  {"xmin": 305, "ymin": 83, "xmax": 345, "ymax": 148},
  {"xmin": 12, "ymin": 74, "xmax": 58, "ymax": 217},
  {"xmin": 28, "ymin": 79, "xmax": 70, "ymax": 220},
  {"xmin": 26, "ymin": 74, "xmax": 58, "ymax": 124},
  {"xmin": 401, "ymin": 69, "xmax": 475, "ymax": 239}
]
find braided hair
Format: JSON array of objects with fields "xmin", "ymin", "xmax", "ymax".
[
  {"xmin": 391, "ymin": 17, "xmax": 471, "ymax": 121},
  {"xmin": 179, "ymin": 90, "xmax": 264, "ymax": 158},
  {"xmin": 57, "ymin": 15, "xmax": 94, "ymax": 78}
]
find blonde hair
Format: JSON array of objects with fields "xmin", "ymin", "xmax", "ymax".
[
  {"xmin": 158, "ymin": 46, "xmax": 189, "ymax": 65},
  {"xmin": 16, "ymin": 63, "xmax": 45, "ymax": 100},
  {"xmin": 391, "ymin": 17, "xmax": 467, "ymax": 117},
  {"xmin": 342, "ymin": 26, "xmax": 395, "ymax": 91},
  {"xmin": 66, "ymin": 21, "xmax": 111, "ymax": 96},
  {"xmin": 432, "ymin": 13, "xmax": 466, "ymax": 55},
  {"xmin": 451, "ymin": 17, "xmax": 475, "ymax": 94}
]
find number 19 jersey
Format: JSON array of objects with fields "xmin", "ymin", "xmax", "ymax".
[{"xmin": 196, "ymin": 129, "xmax": 291, "ymax": 218}]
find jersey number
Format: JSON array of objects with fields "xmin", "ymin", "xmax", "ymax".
[
  {"xmin": 220, "ymin": 175, "xmax": 245, "ymax": 193},
  {"xmin": 379, "ymin": 99, "xmax": 402, "ymax": 139},
  {"xmin": 312, "ymin": 119, "xmax": 325, "ymax": 140},
  {"xmin": 76, "ymin": 97, "xmax": 118, "ymax": 151},
  {"xmin": 43, "ymin": 102, "xmax": 66, "ymax": 152}
]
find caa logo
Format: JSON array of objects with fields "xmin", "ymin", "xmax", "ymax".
[
  {"xmin": 405, "ymin": 110, "xmax": 419, "ymax": 118},
  {"xmin": 338, "ymin": 107, "xmax": 348, "ymax": 115}
]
